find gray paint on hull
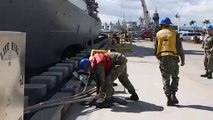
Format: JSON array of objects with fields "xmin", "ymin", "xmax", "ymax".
[{"xmin": 0, "ymin": 0, "xmax": 101, "ymax": 67}]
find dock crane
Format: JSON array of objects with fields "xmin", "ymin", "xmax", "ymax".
[{"xmin": 140, "ymin": 0, "xmax": 151, "ymax": 27}]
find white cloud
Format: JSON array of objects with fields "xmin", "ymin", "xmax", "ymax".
[
  {"xmin": 96, "ymin": 0, "xmax": 213, "ymax": 26},
  {"xmin": 179, "ymin": 1, "xmax": 213, "ymax": 25},
  {"xmin": 99, "ymin": 14, "xmax": 120, "ymax": 23}
]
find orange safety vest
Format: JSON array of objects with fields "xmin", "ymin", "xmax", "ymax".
[{"xmin": 89, "ymin": 53, "xmax": 112, "ymax": 74}]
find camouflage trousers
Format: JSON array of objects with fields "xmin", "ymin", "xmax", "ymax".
[
  {"xmin": 204, "ymin": 52, "xmax": 213, "ymax": 72},
  {"xmin": 159, "ymin": 56, "xmax": 179, "ymax": 96},
  {"xmin": 104, "ymin": 53, "xmax": 136, "ymax": 99}
]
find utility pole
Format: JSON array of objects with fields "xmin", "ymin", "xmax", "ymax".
[
  {"xmin": 175, "ymin": 13, "xmax": 180, "ymax": 33},
  {"xmin": 121, "ymin": 0, "xmax": 126, "ymax": 30}
]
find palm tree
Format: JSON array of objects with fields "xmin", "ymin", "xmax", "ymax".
[
  {"xmin": 203, "ymin": 20, "xmax": 210, "ymax": 26},
  {"xmin": 206, "ymin": 20, "xmax": 210, "ymax": 24},
  {"xmin": 190, "ymin": 20, "xmax": 196, "ymax": 32},
  {"xmin": 190, "ymin": 20, "xmax": 196, "ymax": 26}
]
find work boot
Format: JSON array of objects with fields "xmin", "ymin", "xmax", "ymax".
[
  {"xmin": 171, "ymin": 92, "xmax": 179, "ymax": 104},
  {"xmin": 96, "ymin": 98, "xmax": 113, "ymax": 108},
  {"xmin": 207, "ymin": 72, "xmax": 212, "ymax": 79},
  {"xmin": 129, "ymin": 92, "xmax": 139, "ymax": 101},
  {"xmin": 166, "ymin": 95, "xmax": 174, "ymax": 106},
  {"xmin": 201, "ymin": 71, "xmax": 208, "ymax": 77}
]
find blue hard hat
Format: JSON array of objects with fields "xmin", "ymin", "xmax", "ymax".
[
  {"xmin": 206, "ymin": 25, "xmax": 213, "ymax": 30},
  {"xmin": 79, "ymin": 58, "xmax": 90, "ymax": 70},
  {"xmin": 160, "ymin": 17, "xmax": 172, "ymax": 25}
]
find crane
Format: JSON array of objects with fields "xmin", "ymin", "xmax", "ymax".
[{"xmin": 140, "ymin": 0, "xmax": 151, "ymax": 27}]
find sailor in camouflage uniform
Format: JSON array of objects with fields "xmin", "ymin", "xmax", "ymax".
[
  {"xmin": 79, "ymin": 52, "xmax": 139, "ymax": 108},
  {"xmin": 201, "ymin": 25, "xmax": 213, "ymax": 79},
  {"xmin": 154, "ymin": 17, "xmax": 185, "ymax": 106}
]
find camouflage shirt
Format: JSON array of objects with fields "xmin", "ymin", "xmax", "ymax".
[{"xmin": 203, "ymin": 34, "xmax": 213, "ymax": 52}]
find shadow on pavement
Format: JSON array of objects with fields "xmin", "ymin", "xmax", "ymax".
[
  {"xmin": 184, "ymin": 50, "xmax": 204, "ymax": 55},
  {"xmin": 124, "ymin": 41, "xmax": 204, "ymax": 57},
  {"xmin": 176, "ymin": 105, "xmax": 213, "ymax": 112},
  {"xmin": 64, "ymin": 101, "xmax": 164, "ymax": 120},
  {"xmin": 111, "ymin": 100, "xmax": 164, "ymax": 113},
  {"xmin": 124, "ymin": 44, "xmax": 155, "ymax": 58}
]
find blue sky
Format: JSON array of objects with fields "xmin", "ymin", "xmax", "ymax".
[{"xmin": 96, "ymin": 0, "xmax": 213, "ymax": 27}]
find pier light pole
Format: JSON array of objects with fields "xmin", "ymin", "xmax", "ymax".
[{"xmin": 175, "ymin": 13, "xmax": 180, "ymax": 33}]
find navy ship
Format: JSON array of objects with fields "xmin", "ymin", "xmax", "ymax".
[{"xmin": 0, "ymin": 0, "xmax": 101, "ymax": 72}]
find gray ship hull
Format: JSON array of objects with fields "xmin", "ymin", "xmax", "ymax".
[{"xmin": 0, "ymin": 0, "xmax": 101, "ymax": 68}]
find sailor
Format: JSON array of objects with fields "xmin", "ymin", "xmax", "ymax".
[
  {"xmin": 79, "ymin": 52, "xmax": 139, "ymax": 108},
  {"xmin": 154, "ymin": 17, "xmax": 185, "ymax": 106},
  {"xmin": 201, "ymin": 25, "xmax": 213, "ymax": 79}
]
